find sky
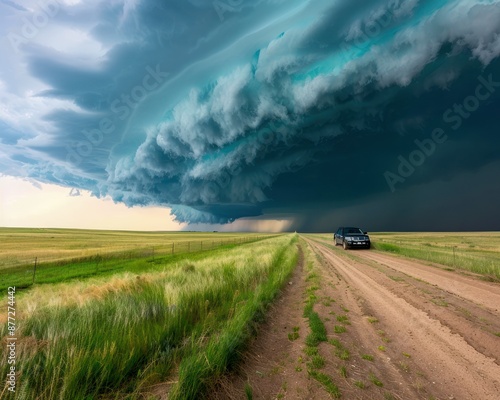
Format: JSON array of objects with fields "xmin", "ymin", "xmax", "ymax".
[{"xmin": 0, "ymin": 0, "xmax": 499, "ymax": 232}]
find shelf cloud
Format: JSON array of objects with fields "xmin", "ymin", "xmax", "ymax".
[{"xmin": 1, "ymin": 0, "xmax": 499, "ymax": 230}]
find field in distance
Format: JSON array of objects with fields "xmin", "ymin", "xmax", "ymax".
[
  {"xmin": 309, "ymin": 231, "xmax": 500, "ymax": 280},
  {"xmin": 0, "ymin": 228, "xmax": 275, "ymax": 289},
  {"xmin": 0, "ymin": 232, "xmax": 298, "ymax": 400}
]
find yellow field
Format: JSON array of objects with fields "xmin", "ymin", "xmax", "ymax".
[{"xmin": 0, "ymin": 228, "xmax": 266, "ymax": 270}]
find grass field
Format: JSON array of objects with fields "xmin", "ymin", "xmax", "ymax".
[
  {"xmin": 307, "ymin": 232, "xmax": 500, "ymax": 280},
  {"xmin": 0, "ymin": 228, "xmax": 273, "ymax": 290},
  {"xmin": 0, "ymin": 231, "xmax": 297, "ymax": 400}
]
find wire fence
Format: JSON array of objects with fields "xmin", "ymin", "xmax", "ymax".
[{"xmin": 0, "ymin": 235, "xmax": 276, "ymax": 289}]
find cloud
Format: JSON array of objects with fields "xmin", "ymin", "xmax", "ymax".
[
  {"xmin": 68, "ymin": 187, "xmax": 81, "ymax": 196},
  {"xmin": 1, "ymin": 0, "xmax": 500, "ymax": 230}
]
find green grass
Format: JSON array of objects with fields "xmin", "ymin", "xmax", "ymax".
[
  {"xmin": 336, "ymin": 315, "xmax": 350, "ymax": 324},
  {"xmin": 0, "ymin": 228, "xmax": 275, "ymax": 290},
  {"xmin": 334, "ymin": 325, "xmax": 347, "ymax": 334},
  {"xmin": 354, "ymin": 380, "xmax": 366, "ymax": 389},
  {"xmin": 308, "ymin": 355, "xmax": 326, "ymax": 369},
  {"xmin": 304, "ymin": 232, "xmax": 500, "ymax": 280},
  {"xmin": 0, "ymin": 234, "xmax": 298, "ymax": 400},
  {"xmin": 288, "ymin": 327, "xmax": 300, "ymax": 341},
  {"xmin": 309, "ymin": 370, "xmax": 341, "ymax": 398},
  {"xmin": 369, "ymin": 373, "xmax": 384, "ymax": 387},
  {"xmin": 370, "ymin": 232, "xmax": 500, "ymax": 280}
]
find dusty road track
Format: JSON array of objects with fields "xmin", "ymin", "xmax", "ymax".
[
  {"xmin": 308, "ymin": 238, "xmax": 500, "ymax": 400},
  {"xmin": 357, "ymin": 250, "xmax": 500, "ymax": 313}
]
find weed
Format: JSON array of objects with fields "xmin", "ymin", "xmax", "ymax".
[
  {"xmin": 361, "ymin": 354, "xmax": 374, "ymax": 361},
  {"xmin": 244, "ymin": 383, "xmax": 253, "ymax": 400},
  {"xmin": 304, "ymin": 346, "xmax": 319, "ymax": 356},
  {"xmin": 304, "ymin": 311, "xmax": 327, "ymax": 346},
  {"xmin": 339, "ymin": 366, "xmax": 347, "ymax": 378},
  {"xmin": 288, "ymin": 327, "xmax": 300, "ymax": 341},
  {"xmin": 336, "ymin": 315, "xmax": 350, "ymax": 324},
  {"xmin": 378, "ymin": 346, "xmax": 386, "ymax": 352},
  {"xmin": 402, "ymin": 352, "xmax": 411, "ymax": 358},
  {"xmin": 354, "ymin": 381, "xmax": 365, "ymax": 389},
  {"xmin": 369, "ymin": 373, "xmax": 384, "ymax": 387},
  {"xmin": 336, "ymin": 349, "xmax": 350, "ymax": 361},
  {"xmin": 399, "ymin": 361, "xmax": 410, "ymax": 373},
  {"xmin": 308, "ymin": 370, "xmax": 341, "ymax": 398},
  {"xmin": 334, "ymin": 325, "xmax": 347, "ymax": 334},
  {"xmin": 431, "ymin": 297, "xmax": 448, "ymax": 307},
  {"xmin": 367, "ymin": 317, "xmax": 379, "ymax": 324},
  {"xmin": 309, "ymin": 355, "xmax": 326, "ymax": 369}
]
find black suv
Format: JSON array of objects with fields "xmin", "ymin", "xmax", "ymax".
[{"xmin": 334, "ymin": 227, "xmax": 371, "ymax": 250}]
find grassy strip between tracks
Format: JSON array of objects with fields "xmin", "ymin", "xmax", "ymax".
[{"xmin": 0, "ymin": 234, "xmax": 298, "ymax": 400}]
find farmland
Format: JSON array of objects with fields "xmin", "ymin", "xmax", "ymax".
[
  {"xmin": 1, "ymin": 229, "xmax": 499, "ymax": 399},
  {"xmin": 311, "ymin": 231, "xmax": 500, "ymax": 280},
  {"xmin": 0, "ymin": 228, "xmax": 274, "ymax": 290},
  {"xmin": 0, "ymin": 230, "xmax": 295, "ymax": 399}
]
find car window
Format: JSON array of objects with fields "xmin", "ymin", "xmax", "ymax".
[{"xmin": 346, "ymin": 228, "xmax": 363, "ymax": 234}]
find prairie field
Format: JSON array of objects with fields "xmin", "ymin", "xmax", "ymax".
[
  {"xmin": 370, "ymin": 232, "xmax": 500, "ymax": 280},
  {"xmin": 0, "ymin": 231, "xmax": 296, "ymax": 399},
  {"xmin": 0, "ymin": 228, "xmax": 273, "ymax": 290},
  {"xmin": 1, "ymin": 229, "xmax": 498, "ymax": 400},
  {"xmin": 308, "ymin": 232, "xmax": 500, "ymax": 280}
]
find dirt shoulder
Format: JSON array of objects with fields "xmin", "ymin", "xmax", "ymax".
[{"xmin": 213, "ymin": 237, "xmax": 500, "ymax": 400}]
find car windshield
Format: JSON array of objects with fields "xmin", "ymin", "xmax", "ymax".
[{"xmin": 345, "ymin": 228, "xmax": 364, "ymax": 235}]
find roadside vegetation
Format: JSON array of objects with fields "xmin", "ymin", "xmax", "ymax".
[
  {"xmin": 370, "ymin": 232, "xmax": 500, "ymax": 280},
  {"xmin": 0, "ymin": 228, "xmax": 274, "ymax": 290},
  {"xmin": 0, "ymin": 234, "xmax": 297, "ymax": 400},
  {"xmin": 305, "ymin": 232, "xmax": 500, "ymax": 280},
  {"xmin": 301, "ymin": 241, "xmax": 341, "ymax": 399}
]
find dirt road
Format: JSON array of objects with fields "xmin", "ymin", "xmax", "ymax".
[{"xmin": 215, "ymin": 238, "xmax": 500, "ymax": 399}]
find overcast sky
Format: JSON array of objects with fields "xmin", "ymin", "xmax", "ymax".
[{"xmin": 1, "ymin": 0, "xmax": 499, "ymax": 232}]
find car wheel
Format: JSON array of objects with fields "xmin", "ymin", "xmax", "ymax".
[
  {"xmin": 334, "ymin": 238, "xmax": 338, "ymax": 246},
  {"xmin": 343, "ymin": 241, "xmax": 348, "ymax": 250}
]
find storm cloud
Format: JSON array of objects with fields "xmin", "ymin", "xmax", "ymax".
[{"xmin": 1, "ymin": 0, "xmax": 500, "ymax": 230}]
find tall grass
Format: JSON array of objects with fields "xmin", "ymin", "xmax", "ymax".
[
  {"xmin": 0, "ymin": 234, "xmax": 298, "ymax": 399},
  {"xmin": 305, "ymin": 232, "xmax": 500, "ymax": 280},
  {"xmin": 371, "ymin": 235, "xmax": 500, "ymax": 280},
  {"xmin": 0, "ymin": 235, "xmax": 276, "ymax": 291}
]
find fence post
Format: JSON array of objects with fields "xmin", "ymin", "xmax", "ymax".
[{"xmin": 32, "ymin": 257, "xmax": 37, "ymax": 285}]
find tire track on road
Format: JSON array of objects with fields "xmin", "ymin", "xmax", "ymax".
[
  {"xmin": 357, "ymin": 251, "xmax": 500, "ymax": 313},
  {"xmin": 309, "ymin": 239, "xmax": 500, "ymax": 400}
]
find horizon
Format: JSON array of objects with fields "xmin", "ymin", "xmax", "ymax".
[{"xmin": 1, "ymin": 1, "xmax": 500, "ymax": 231}]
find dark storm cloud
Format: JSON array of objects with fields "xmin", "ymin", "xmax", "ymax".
[{"xmin": 1, "ymin": 0, "xmax": 499, "ymax": 230}]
